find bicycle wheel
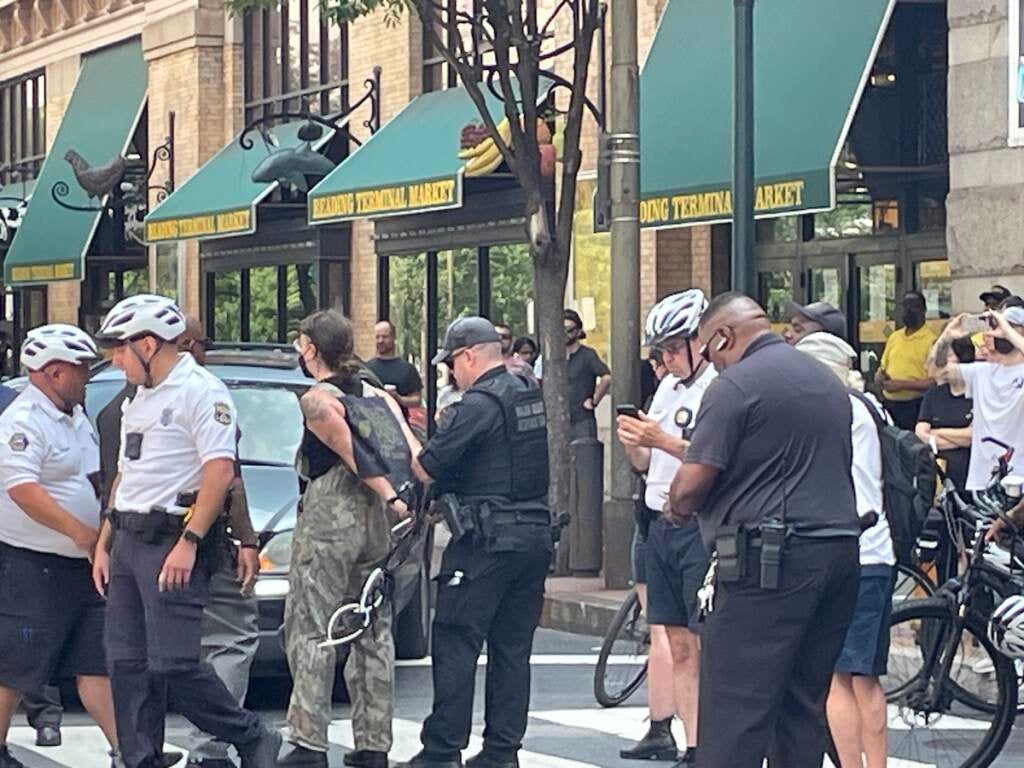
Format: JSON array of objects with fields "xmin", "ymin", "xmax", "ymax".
[
  {"xmin": 594, "ymin": 589, "xmax": 649, "ymax": 708},
  {"xmin": 892, "ymin": 562, "xmax": 935, "ymax": 607},
  {"xmin": 883, "ymin": 598, "xmax": 1017, "ymax": 768}
]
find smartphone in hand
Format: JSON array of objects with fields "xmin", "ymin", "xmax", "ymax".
[
  {"xmin": 961, "ymin": 314, "xmax": 989, "ymax": 335},
  {"xmin": 616, "ymin": 404, "xmax": 641, "ymax": 419}
]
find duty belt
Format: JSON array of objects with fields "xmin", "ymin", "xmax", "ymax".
[
  {"xmin": 489, "ymin": 509, "xmax": 551, "ymax": 526},
  {"xmin": 108, "ymin": 510, "xmax": 186, "ymax": 544}
]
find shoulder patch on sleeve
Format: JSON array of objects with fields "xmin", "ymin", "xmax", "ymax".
[
  {"xmin": 213, "ymin": 402, "xmax": 233, "ymax": 426},
  {"xmin": 8, "ymin": 432, "xmax": 28, "ymax": 452},
  {"xmin": 437, "ymin": 404, "xmax": 459, "ymax": 431}
]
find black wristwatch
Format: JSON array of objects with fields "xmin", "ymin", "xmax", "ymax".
[{"xmin": 182, "ymin": 529, "xmax": 203, "ymax": 546}]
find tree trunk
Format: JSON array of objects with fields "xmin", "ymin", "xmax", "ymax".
[{"xmin": 532, "ymin": 239, "xmax": 571, "ymax": 519}]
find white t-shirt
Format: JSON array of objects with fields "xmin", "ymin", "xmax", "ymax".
[
  {"xmin": 960, "ymin": 361, "xmax": 1024, "ymax": 491},
  {"xmin": 849, "ymin": 393, "xmax": 895, "ymax": 566},
  {"xmin": 114, "ymin": 354, "xmax": 238, "ymax": 514},
  {"xmin": 644, "ymin": 365, "xmax": 717, "ymax": 510},
  {"xmin": 0, "ymin": 384, "xmax": 101, "ymax": 558}
]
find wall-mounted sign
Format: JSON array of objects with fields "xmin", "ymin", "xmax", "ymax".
[
  {"xmin": 309, "ymin": 175, "xmax": 461, "ymax": 223},
  {"xmin": 145, "ymin": 208, "xmax": 253, "ymax": 242}
]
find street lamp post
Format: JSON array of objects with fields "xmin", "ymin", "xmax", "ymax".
[
  {"xmin": 732, "ymin": 0, "xmax": 756, "ymax": 296},
  {"xmin": 605, "ymin": 0, "xmax": 640, "ymax": 589}
]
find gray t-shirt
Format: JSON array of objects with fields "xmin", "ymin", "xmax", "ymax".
[{"xmin": 684, "ymin": 334, "xmax": 859, "ymax": 551}]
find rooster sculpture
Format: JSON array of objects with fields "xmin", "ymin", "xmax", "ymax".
[{"xmin": 64, "ymin": 150, "xmax": 126, "ymax": 199}]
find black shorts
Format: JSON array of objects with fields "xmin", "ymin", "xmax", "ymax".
[
  {"xmin": 0, "ymin": 543, "xmax": 107, "ymax": 691},
  {"xmin": 645, "ymin": 515, "xmax": 709, "ymax": 628},
  {"xmin": 835, "ymin": 564, "xmax": 896, "ymax": 677}
]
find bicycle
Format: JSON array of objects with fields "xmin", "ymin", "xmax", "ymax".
[
  {"xmin": 594, "ymin": 588, "xmax": 649, "ymax": 708},
  {"xmin": 882, "ymin": 443, "xmax": 1024, "ymax": 768}
]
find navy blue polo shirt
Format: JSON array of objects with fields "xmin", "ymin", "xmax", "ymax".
[{"xmin": 684, "ymin": 333, "xmax": 859, "ymax": 551}]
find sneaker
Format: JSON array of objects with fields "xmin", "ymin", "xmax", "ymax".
[
  {"xmin": 343, "ymin": 750, "xmax": 389, "ymax": 768},
  {"xmin": 110, "ymin": 748, "xmax": 184, "ymax": 768},
  {"xmin": 0, "ymin": 746, "xmax": 26, "ymax": 768},
  {"xmin": 35, "ymin": 726, "xmax": 61, "ymax": 748}
]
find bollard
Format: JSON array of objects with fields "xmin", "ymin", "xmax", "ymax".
[{"xmin": 568, "ymin": 437, "xmax": 604, "ymax": 575}]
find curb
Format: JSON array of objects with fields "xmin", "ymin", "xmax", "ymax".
[{"xmin": 540, "ymin": 592, "xmax": 622, "ymax": 637}]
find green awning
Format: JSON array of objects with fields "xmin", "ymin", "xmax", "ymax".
[
  {"xmin": 307, "ymin": 84, "xmax": 542, "ymax": 225},
  {"xmin": 144, "ymin": 121, "xmax": 334, "ymax": 244},
  {"xmin": 4, "ymin": 40, "xmax": 146, "ymax": 285},
  {"xmin": 640, "ymin": 0, "xmax": 894, "ymax": 229}
]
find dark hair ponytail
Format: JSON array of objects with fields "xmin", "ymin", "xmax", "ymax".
[{"xmin": 298, "ymin": 310, "xmax": 362, "ymax": 379}]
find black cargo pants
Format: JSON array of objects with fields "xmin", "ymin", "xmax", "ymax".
[
  {"xmin": 420, "ymin": 538, "xmax": 551, "ymax": 761},
  {"xmin": 697, "ymin": 536, "xmax": 860, "ymax": 768},
  {"xmin": 105, "ymin": 530, "xmax": 262, "ymax": 768}
]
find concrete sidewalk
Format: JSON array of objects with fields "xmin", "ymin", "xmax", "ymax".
[{"xmin": 540, "ymin": 576, "xmax": 631, "ymax": 637}]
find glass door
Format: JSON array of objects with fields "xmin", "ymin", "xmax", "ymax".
[
  {"xmin": 853, "ymin": 253, "xmax": 899, "ymax": 377},
  {"xmin": 757, "ymin": 260, "xmax": 796, "ymax": 336},
  {"xmin": 803, "ymin": 254, "xmax": 850, "ymax": 337}
]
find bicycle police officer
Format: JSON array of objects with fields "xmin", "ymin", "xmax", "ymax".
[
  {"xmin": 404, "ymin": 317, "xmax": 551, "ymax": 768},
  {"xmin": 90, "ymin": 295, "xmax": 280, "ymax": 768}
]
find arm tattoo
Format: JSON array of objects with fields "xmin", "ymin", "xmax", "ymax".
[{"xmin": 300, "ymin": 392, "xmax": 329, "ymax": 422}]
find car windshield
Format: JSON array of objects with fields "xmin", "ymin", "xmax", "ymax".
[{"xmin": 230, "ymin": 384, "xmax": 306, "ymax": 466}]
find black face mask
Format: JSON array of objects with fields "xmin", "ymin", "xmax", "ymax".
[
  {"xmin": 995, "ymin": 337, "xmax": 1015, "ymax": 355},
  {"xmin": 902, "ymin": 309, "xmax": 924, "ymax": 328},
  {"xmin": 298, "ymin": 352, "xmax": 313, "ymax": 378}
]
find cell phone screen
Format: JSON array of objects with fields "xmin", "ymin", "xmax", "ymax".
[{"xmin": 616, "ymin": 404, "xmax": 640, "ymax": 419}]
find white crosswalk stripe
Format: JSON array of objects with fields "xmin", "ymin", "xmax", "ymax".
[{"xmin": 2, "ymin": 705, "xmax": 999, "ymax": 768}]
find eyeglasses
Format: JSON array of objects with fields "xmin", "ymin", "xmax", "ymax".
[
  {"xmin": 697, "ymin": 329, "xmax": 724, "ymax": 362},
  {"xmin": 564, "ymin": 325, "xmax": 579, "ymax": 334},
  {"xmin": 655, "ymin": 339, "xmax": 689, "ymax": 356},
  {"xmin": 498, "ymin": 332, "xmax": 513, "ymax": 340}
]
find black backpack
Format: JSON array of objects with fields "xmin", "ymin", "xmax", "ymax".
[{"xmin": 850, "ymin": 390, "xmax": 936, "ymax": 565}]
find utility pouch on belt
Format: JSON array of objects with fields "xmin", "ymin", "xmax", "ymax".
[
  {"xmin": 760, "ymin": 518, "xmax": 787, "ymax": 591},
  {"xmin": 714, "ymin": 525, "xmax": 747, "ymax": 584}
]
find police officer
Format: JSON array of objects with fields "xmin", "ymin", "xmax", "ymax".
[
  {"xmin": 404, "ymin": 317, "xmax": 551, "ymax": 768},
  {"xmin": 668, "ymin": 293, "xmax": 860, "ymax": 768},
  {"xmin": 90, "ymin": 295, "xmax": 280, "ymax": 768},
  {"xmin": 0, "ymin": 325, "xmax": 117, "ymax": 768},
  {"xmin": 281, "ymin": 310, "xmax": 420, "ymax": 768}
]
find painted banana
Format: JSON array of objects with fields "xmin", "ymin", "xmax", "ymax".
[
  {"xmin": 458, "ymin": 118, "xmax": 512, "ymax": 162},
  {"xmin": 464, "ymin": 140, "xmax": 503, "ymax": 176}
]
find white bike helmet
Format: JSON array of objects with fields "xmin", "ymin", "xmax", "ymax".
[
  {"xmin": 645, "ymin": 289, "xmax": 708, "ymax": 347},
  {"xmin": 989, "ymin": 594, "xmax": 1024, "ymax": 660},
  {"xmin": 20, "ymin": 324, "xmax": 100, "ymax": 371},
  {"xmin": 96, "ymin": 294, "xmax": 185, "ymax": 343}
]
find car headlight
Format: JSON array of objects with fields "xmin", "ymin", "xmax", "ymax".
[{"xmin": 258, "ymin": 530, "xmax": 293, "ymax": 574}]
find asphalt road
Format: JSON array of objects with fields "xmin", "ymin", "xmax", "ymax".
[{"xmin": 6, "ymin": 628, "xmax": 1023, "ymax": 768}]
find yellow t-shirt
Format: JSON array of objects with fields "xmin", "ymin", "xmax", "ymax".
[{"xmin": 880, "ymin": 324, "xmax": 938, "ymax": 401}]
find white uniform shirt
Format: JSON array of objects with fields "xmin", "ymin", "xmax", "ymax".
[
  {"xmin": 0, "ymin": 384, "xmax": 101, "ymax": 558},
  {"xmin": 114, "ymin": 354, "xmax": 237, "ymax": 514},
  {"xmin": 961, "ymin": 361, "xmax": 1024, "ymax": 491},
  {"xmin": 644, "ymin": 365, "xmax": 717, "ymax": 511},
  {"xmin": 849, "ymin": 393, "xmax": 895, "ymax": 566}
]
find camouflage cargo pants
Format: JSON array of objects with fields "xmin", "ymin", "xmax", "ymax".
[{"xmin": 284, "ymin": 469, "xmax": 394, "ymax": 753}]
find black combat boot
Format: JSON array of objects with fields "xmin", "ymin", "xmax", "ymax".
[
  {"xmin": 395, "ymin": 750, "xmax": 463, "ymax": 768},
  {"xmin": 672, "ymin": 747, "xmax": 697, "ymax": 768},
  {"xmin": 236, "ymin": 726, "xmax": 283, "ymax": 768},
  {"xmin": 35, "ymin": 726, "xmax": 61, "ymax": 747},
  {"xmin": 619, "ymin": 717, "xmax": 678, "ymax": 761},
  {"xmin": 343, "ymin": 750, "xmax": 389, "ymax": 768},
  {"xmin": 465, "ymin": 751, "xmax": 519, "ymax": 768}
]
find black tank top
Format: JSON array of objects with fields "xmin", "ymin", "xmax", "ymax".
[{"xmin": 300, "ymin": 375, "xmax": 362, "ymax": 480}]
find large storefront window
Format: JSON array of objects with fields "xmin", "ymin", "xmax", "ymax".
[
  {"xmin": 572, "ymin": 178, "xmax": 610, "ymax": 362},
  {"xmin": 244, "ymin": 1, "xmax": 348, "ymax": 121},
  {"xmin": 858, "ymin": 263, "xmax": 897, "ymax": 346},
  {"xmin": 152, "ymin": 243, "xmax": 181, "ymax": 301},
  {"xmin": 759, "ymin": 270, "xmax": 794, "ymax": 334},
  {"xmin": 209, "ymin": 263, "xmax": 320, "ymax": 343},
  {"xmin": 0, "ymin": 71, "xmax": 45, "ymax": 186},
  {"xmin": 1010, "ymin": 0, "xmax": 1024, "ymax": 144},
  {"xmin": 917, "ymin": 259, "xmax": 952, "ymax": 335}
]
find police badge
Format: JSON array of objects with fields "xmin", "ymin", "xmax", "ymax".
[
  {"xmin": 213, "ymin": 402, "xmax": 232, "ymax": 425},
  {"xmin": 8, "ymin": 432, "xmax": 28, "ymax": 452}
]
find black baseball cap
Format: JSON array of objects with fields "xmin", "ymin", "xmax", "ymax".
[
  {"xmin": 431, "ymin": 316, "xmax": 501, "ymax": 365},
  {"xmin": 980, "ymin": 285, "xmax": 1012, "ymax": 305},
  {"xmin": 785, "ymin": 300, "xmax": 848, "ymax": 340}
]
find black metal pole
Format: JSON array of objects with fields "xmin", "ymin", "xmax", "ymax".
[
  {"xmin": 476, "ymin": 246, "xmax": 491, "ymax": 319},
  {"xmin": 732, "ymin": 0, "xmax": 756, "ymax": 296},
  {"xmin": 377, "ymin": 255, "xmax": 390, "ymax": 321},
  {"xmin": 425, "ymin": 251, "xmax": 439, "ymax": 436}
]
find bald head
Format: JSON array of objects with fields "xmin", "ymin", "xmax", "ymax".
[
  {"xmin": 374, "ymin": 320, "xmax": 397, "ymax": 357},
  {"xmin": 697, "ymin": 292, "xmax": 771, "ymax": 372}
]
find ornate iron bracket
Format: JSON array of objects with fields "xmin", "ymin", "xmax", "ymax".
[
  {"xmin": 51, "ymin": 112, "xmax": 176, "ymax": 215},
  {"xmin": 239, "ymin": 67, "xmax": 382, "ymax": 152}
]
